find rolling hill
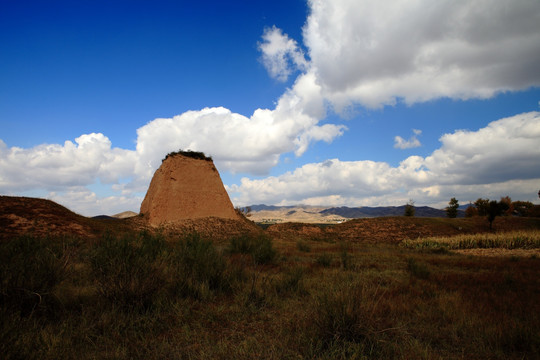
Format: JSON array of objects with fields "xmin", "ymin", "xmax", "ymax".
[{"xmin": 248, "ymin": 204, "xmax": 464, "ymax": 223}]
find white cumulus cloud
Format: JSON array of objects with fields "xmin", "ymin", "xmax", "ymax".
[
  {"xmin": 0, "ymin": 133, "xmax": 135, "ymax": 192},
  {"xmin": 394, "ymin": 129, "xmax": 422, "ymax": 149},
  {"xmin": 231, "ymin": 111, "xmax": 540, "ymax": 207},
  {"xmin": 0, "ymin": 70, "xmax": 347, "ymax": 214},
  {"xmin": 303, "ymin": 0, "xmax": 540, "ymax": 110},
  {"xmin": 134, "ymin": 74, "xmax": 345, "ymax": 180},
  {"xmin": 259, "ymin": 26, "xmax": 308, "ymax": 82},
  {"xmin": 3, "ymin": 1, "xmax": 540, "ymax": 215},
  {"xmin": 424, "ymin": 111, "xmax": 540, "ymax": 185},
  {"xmin": 47, "ymin": 188, "xmax": 143, "ymax": 217}
]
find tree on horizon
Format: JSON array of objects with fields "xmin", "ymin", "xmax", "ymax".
[
  {"xmin": 404, "ymin": 199, "xmax": 415, "ymax": 217},
  {"xmin": 446, "ymin": 197, "xmax": 459, "ymax": 218}
]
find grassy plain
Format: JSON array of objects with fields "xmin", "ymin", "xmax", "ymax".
[{"xmin": 2, "ymin": 221, "xmax": 540, "ymax": 359}]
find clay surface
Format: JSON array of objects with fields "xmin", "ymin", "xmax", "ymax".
[{"xmin": 140, "ymin": 154, "xmax": 240, "ymax": 225}]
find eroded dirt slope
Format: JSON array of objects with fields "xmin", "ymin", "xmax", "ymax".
[{"xmin": 0, "ymin": 196, "xmax": 96, "ymax": 240}]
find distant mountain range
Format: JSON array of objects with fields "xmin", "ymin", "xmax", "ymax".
[
  {"xmin": 248, "ymin": 204, "xmax": 464, "ymax": 223},
  {"xmin": 320, "ymin": 205, "xmax": 464, "ymax": 218},
  {"xmin": 249, "ymin": 204, "xmax": 296, "ymax": 212}
]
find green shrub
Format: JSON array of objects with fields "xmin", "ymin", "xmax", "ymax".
[
  {"xmin": 297, "ymin": 241, "xmax": 311, "ymax": 252},
  {"xmin": 340, "ymin": 243, "xmax": 352, "ymax": 270},
  {"xmin": 228, "ymin": 234, "xmax": 253, "ymax": 254},
  {"xmin": 274, "ymin": 266, "xmax": 306, "ymax": 296},
  {"xmin": 89, "ymin": 232, "xmax": 167, "ymax": 309},
  {"xmin": 0, "ymin": 235, "xmax": 69, "ymax": 317},
  {"xmin": 312, "ymin": 283, "xmax": 376, "ymax": 349},
  {"xmin": 163, "ymin": 149, "xmax": 212, "ymax": 162},
  {"xmin": 228, "ymin": 234, "xmax": 277, "ymax": 264},
  {"xmin": 315, "ymin": 253, "xmax": 333, "ymax": 267},
  {"xmin": 139, "ymin": 230, "xmax": 167, "ymax": 259},
  {"xmin": 404, "ymin": 199, "xmax": 415, "ymax": 217},
  {"xmin": 429, "ymin": 246, "xmax": 449, "ymax": 254},
  {"xmin": 406, "ymin": 258, "xmax": 430, "ymax": 279},
  {"xmin": 168, "ymin": 233, "xmax": 229, "ymax": 299}
]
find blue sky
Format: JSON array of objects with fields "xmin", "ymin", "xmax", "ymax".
[{"xmin": 1, "ymin": 0, "xmax": 540, "ymax": 216}]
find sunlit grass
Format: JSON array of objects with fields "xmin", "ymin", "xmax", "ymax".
[{"xmin": 402, "ymin": 230, "xmax": 540, "ymax": 250}]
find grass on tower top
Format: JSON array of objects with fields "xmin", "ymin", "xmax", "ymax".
[{"xmin": 163, "ymin": 150, "xmax": 213, "ymax": 162}]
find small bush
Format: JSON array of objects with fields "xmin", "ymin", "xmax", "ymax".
[
  {"xmin": 315, "ymin": 254, "xmax": 333, "ymax": 267},
  {"xmin": 429, "ymin": 246, "xmax": 449, "ymax": 254},
  {"xmin": 340, "ymin": 243, "xmax": 352, "ymax": 270},
  {"xmin": 297, "ymin": 241, "xmax": 311, "ymax": 252},
  {"xmin": 0, "ymin": 235, "xmax": 69, "ymax": 317},
  {"xmin": 168, "ymin": 233, "xmax": 229, "ymax": 299},
  {"xmin": 228, "ymin": 234, "xmax": 277, "ymax": 265},
  {"xmin": 89, "ymin": 232, "xmax": 167, "ymax": 309},
  {"xmin": 242, "ymin": 271, "xmax": 271, "ymax": 309},
  {"xmin": 311, "ymin": 283, "xmax": 382, "ymax": 350},
  {"xmin": 274, "ymin": 266, "xmax": 306, "ymax": 296},
  {"xmin": 314, "ymin": 290, "xmax": 364, "ymax": 345},
  {"xmin": 229, "ymin": 234, "xmax": 253, "ymax": 254},
  {"xmin": 406, "ymin": 258, "xmax": 430, "ymax": 279},
  {"xmin": 404, "ymin": 199, "xmax": 415, "ymax": 217},
  {"xmin": 163, "ymin": 149, "xmax": 212, "ymax": 162}
]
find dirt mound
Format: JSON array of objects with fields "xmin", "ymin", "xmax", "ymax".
[
  {"xmin": 266, "ymin": 216, "xmax": 540, "ymax": 243},
  {"xmin": 140, "ymin": 152, "xmax": 240, "ymax": 226},
  {"xmin": 152, "ymin": 216, "xmax": 262, "ymax": 243},
  {"xmin": 0, "ymin": 196, "xmax": 95, "ymax": 240}
]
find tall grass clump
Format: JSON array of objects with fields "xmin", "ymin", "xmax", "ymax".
[
  {"xmin": 339, "ymin": 242, "xmax": 352, "ymax": 270},
  {"xmin": 315, "ymin": 253, "xmax": 333, "ymax": 267},
  {"xmin": 296, "ymin": 240, "xmax": 311, "ymax": 252},
  {"xmin": 0, "ymin": 235, "xmax": 70, "ymax": 317},
  {"xmin": 403, "ymin": 230, "xmax": 540, "ymax": 251},
  {"xmin": 310, "ymin": 282, "xmax": 396, "ymax": 356},
  {"xmin": 89, "ymin": 231, "xmax": 167, "ymax": 309},
  {"xmin": 313, "ymin": 284, "xmax": 367, "ymax": 346},
  {"xmin": 406, "ymin": 258, "xmax": 430, "ymax": 279},
  {"xmin": 274, "ymin": 266, "xmax": 307, "ymax": 296},
  {"xmin": 228, "ymin": 234, "xmax": 276, "ymax": 264},
  {"xmin": 168, "ymin": 233, "xmax": 229, "ymax": 299}
]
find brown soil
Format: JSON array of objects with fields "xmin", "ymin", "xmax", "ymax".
[
  {"xmin": 150, "ymin": 216, "xmax": 263, "ymax": 244},
  {"xmin": 266, "ymin": 216, "xmax": 540, "ymax": 243},
  {"xmin": 0, "ymin": 196, "xmax": 96, "ymax": 240}
]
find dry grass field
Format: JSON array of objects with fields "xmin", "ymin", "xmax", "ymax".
[{"xmin": 2, "ymin": 197, "xmax": 540, "ymax": 359}]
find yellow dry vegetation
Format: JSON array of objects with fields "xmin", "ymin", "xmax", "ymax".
[{"xmin": 403, "ymin": 230, "xmax": 540, "ymax": 250}]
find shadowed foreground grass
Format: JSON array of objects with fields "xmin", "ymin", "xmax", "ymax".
[{"xmin": 1, "ymin": 230, "xmax": 540, "ymax": 359}]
